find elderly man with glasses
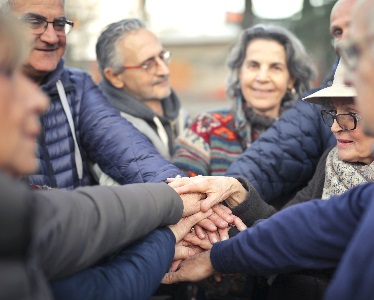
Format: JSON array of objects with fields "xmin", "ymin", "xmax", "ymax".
[
  {"xmin": 0, "ymin": 0, "xmax": 185, "ymax": 190},
  {"xmin": 91, "ymin": 18, "xmax": 189, "ymax": 185}
]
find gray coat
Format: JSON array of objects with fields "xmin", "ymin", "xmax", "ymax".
[{"xmin": 0, "ymin": 173, "xmax": 182, "ymax": 300}]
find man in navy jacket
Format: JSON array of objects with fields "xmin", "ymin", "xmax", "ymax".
[
  {"xmin": 1, "ymin": 0, "xmax": 184, "ymax": 190},
  {"xmin": 162, "ymin": 0, "xmax": 374, "ymax": 298},
  {"xmin": 226, "ymin": 0, "xmax": 354, "ymax": 205}
]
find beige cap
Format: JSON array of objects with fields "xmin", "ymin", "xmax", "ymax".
[{"xmin": 303, "ymin": 61, "xmax": 356, "ymax": 105}]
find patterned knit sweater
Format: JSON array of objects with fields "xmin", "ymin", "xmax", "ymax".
[{"xmin": 172, "ymin": 95, "xmax": 295, "ymax": 176}]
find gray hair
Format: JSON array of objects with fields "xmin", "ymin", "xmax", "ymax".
[
  {"xmin": 0, "ymin": 0, "xmax": 65, "ymax": 13},
  {"xmin": 96, "ymin": 18, "xmax": 146, "ymax": 77},
  {"xmin": 226, "ymin": 24, "xmax": 316, "ymax": 101}
]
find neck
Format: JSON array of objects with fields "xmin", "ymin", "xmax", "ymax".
[
  {"xmin": 144, "ymin": 100, "xmax": 164, "ymax": 116},
  {"xmin": 23, "ymin": 66, "xmax": 47, "ymax": 85}
]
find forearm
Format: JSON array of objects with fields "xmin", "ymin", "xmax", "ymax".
[
  {"xmin": 31, "ymin": 184, "xmax": 182, "ymax": 279},
  {"xmin": 211, "ymin": 185, "xmax": 372, "ymax": 275},
  {"xmin": 51, "ymin": 228, "xmax": 176, "ymax": 300},
  {"xmin": 229, "ymin": 178, "xmax": 277, "ymax": 227}
]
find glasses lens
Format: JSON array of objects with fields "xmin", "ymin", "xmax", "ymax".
[
  {"xmin": 25, "ymin": 18, "xmax": 45, "ymax": 34},
  {"xmin": 321, "ymin": 111, "xmax": 334, "ymax": 127},
  {"xmin": 336, "ymin": 114, "xmax": 356, "ymax": 130},
  {"xmin": 161, "ymin": 51, "xmax": 171, "ymax": 64}
]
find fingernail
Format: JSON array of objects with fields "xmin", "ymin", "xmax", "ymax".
[
  {"xmin": 221, "ymin": 236, "xmax": 229, "ymax": 241},
  {"xmin": 212, "ymin": 237, "xmax": 218, "ymax": 243}
]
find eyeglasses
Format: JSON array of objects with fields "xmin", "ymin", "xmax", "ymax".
[
  {"xmin": 21, "ymin": 15, "xmax": 74, "ymax": 36},
  {"xmin": 321, "ymin": 110, "xmax": 361, "ymax": 131},
  {"xmin": 117, "ymin": 50, "xmax": 171, "ymax": 75},
  {"xmin": 337, "ymin": 34, "xmax": 374, "ymax": 71}
]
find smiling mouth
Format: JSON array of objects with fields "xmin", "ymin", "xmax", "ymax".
[
  {"xmin": 337, "ymin": 139, "xmax": 353, "ymax": 144},
  {"xmin": 251, "ymin": 88, "xmax": 274, "ymax": 93}
]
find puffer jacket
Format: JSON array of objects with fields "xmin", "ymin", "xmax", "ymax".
[
  {"xmin": 29, "ymin": 60, "xmax": 182, "ymax": 189},
  {"xmin": 226, "ymin": 60, "xmax": 339, "ymax": 205},
  {"xmin": 226, "ymin": 97, "xmax": 336, "ymax": 205}
]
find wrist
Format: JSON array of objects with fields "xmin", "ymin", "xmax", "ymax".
[{"xmin": 225, "ymin": 178, "xmax": 248, "ymax": 208}]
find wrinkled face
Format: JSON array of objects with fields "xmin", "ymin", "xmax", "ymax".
[
  {"xmin": 330, "ymin": 0, "xmax": 355, "ymax": 53},
  {"xmin": 110, "ymin": 28, "xmax": 171, "ymax": 102},
  {"xmin": 239, "ymin": 39, "xmax": 294, "ymax": 118},
  {"xmin": 329, "ymin": 97, "xmax": 374, "ymax": 164},
  {"xmin": 0, "ymin": 70, "xmax": 24, "ymax": 167},
  {"xmin": 6, "ymin": 75, "xmax": 49, "ymax": 176},
  {"xmin": 12, "ymin": 0, "xmax": 66, "ymax": 82},
  {"xmin": 346, "ymin": 0, "xmax": 374, "ymax": 137}
]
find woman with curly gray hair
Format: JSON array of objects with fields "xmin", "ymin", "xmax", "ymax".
[{"xmin": 173, "ymin": 24, "xmax": 316, "ymax": 177}]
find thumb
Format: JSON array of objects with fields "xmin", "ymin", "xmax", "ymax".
[
  {"xmin": 162, "ymin": 271, "xmax": 180, "ymax": 284},
  {"xmin": 171, "ymin": 210, "xmax": 213, "ymax": 243},
  {"xmin": 174, "ymin": 245, "xmax": 191, "ymax": 261}
]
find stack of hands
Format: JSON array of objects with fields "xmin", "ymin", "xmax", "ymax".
[{"xmin": 164, "ymin": 176, "xmax": 248, "ymax": 284}]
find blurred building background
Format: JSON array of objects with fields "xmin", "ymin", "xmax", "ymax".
[{"xmin": 65, "ymin": 0, "xmax": 336, "ymax": 117}]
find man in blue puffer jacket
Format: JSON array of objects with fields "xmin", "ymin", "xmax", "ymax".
[
  {"xmin": 7, "ymin": 0, "xmax": 184, "ymax": 190},
  {"xmin": 226, "ymin": 0, "xmax": 354, "ymax": 205}
]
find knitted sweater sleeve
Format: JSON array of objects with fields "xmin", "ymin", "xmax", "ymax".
[{"xmin": 172, "ymin": 113, "xmax": 214, "ymax": 176}]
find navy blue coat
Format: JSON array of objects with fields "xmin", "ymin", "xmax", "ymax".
[
  {"xmin": 29, "ymin": 60, "xmax": 182, "ymax": 189},
  {"xmin": 210, "ymin": 183, "xmax": 374, "ymax": 300},
  {"xmin": 226, "ymin": 91, "xmax": 336, "ymax": 204},
  {"xmin": 51, "ymin": 228, "xmax": 175, "ymax": 300}
]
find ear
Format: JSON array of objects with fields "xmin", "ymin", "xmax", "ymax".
[
  {"xmin": 104, "ymin": 67, "xmax": 125, "ymax": 89},
  {"xmin": 287, "ymin": 76, "xmax": 296, "ymax": 89}
]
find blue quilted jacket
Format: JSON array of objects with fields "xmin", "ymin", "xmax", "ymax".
[
  {"xmin": 29, "ymin": 60, "xmax": 182, "ymax": 189},
  {"xmin": 226, "ymin": 87, "xmax": 336, "ymax": 204}
]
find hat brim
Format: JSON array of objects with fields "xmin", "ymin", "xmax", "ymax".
[{"xmin": 303, "ymin": 85, "xmax": 356, "ymax": 105}]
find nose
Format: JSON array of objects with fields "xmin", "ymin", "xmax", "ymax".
[
  {"xmin": 255, "ymin": 67, "xmax": 269, "ymax": 82},
  {"xmin": 40, "ymin": 23, "xmax": 59, "ymax": 44},
  {"xmin": 330, "ymin": 118, "xmax": 342, "ymax": 133},
  {"xmin": 155, "ymin": 56, "xmax": 170, "ymax": 76}
]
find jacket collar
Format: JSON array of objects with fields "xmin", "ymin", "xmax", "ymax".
[{"xmin": 39, "ymin": 59, "xmax": 76, "ymax": 96}]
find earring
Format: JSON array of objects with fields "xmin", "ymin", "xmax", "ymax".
[{"xmin": 287, "ymin": 87, "xmax": 296, "ymax": 95}]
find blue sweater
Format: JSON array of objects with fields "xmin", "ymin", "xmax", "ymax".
[
  {"xmin": 51, "ymin": 228, "xmax": 175, "ymax": 300},
  {"xmin": 210, "ymin": 182, "xmax": 374, "ymax": 300}
]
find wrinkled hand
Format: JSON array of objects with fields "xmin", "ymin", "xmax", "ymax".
[
  {"xmin": 168, "ymin": 210, "xmax": 213, "ymax": 243},
  {"xmin": 194, "ymin": 206, "xmax": 248, "ymax": 243},
  {"xmin": 168, "ymin": 176, "xmax": 247, "ymax": 212},
  {"xmin": 179, "ymin": 192, "xmax": 206, "ymax": 217},
  {"xmin": 162, "ymin": 250, "xmax": 215, "ymax": 284},
  {"xmin": 183, "ymin": 229, "xmax": 214, "ymax": 250},
  {"xmin": 169, "ymin": 241, "xmax": 205, "ymax": 272}
]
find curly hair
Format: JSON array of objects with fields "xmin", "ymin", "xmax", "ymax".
[{"xmin": 226, "ymin": 24, "xmax": 316, "ymax": 102}]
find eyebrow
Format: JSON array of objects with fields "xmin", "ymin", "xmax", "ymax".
[
  {"xmin": 139, "ymin": 50, "xmax": 165, "ymax": 65},
  {"xmin": 23, "ymin": 13, "xmax": 66, "ymax": 21}
]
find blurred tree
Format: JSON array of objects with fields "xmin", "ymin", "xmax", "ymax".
[{"xmin": 241, "ymin": 0, "xmax": 254, "ymax": 28}]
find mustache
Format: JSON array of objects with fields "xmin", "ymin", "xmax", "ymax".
[
  {"xmin": 33, "ymin": 42, "xmax": 59, "ymax": 51},
  {"xmin": 153, "ymin": 76, "xmax": 169, "ymax": 85}
]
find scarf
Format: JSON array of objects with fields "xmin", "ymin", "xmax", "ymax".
[
  {"xmin": 322, "ymin": 147, "xmax": 374, "ymax": 199},
  {"xmin": 233, "ymin": 95, "xmax": 295, "ymax": 149}
]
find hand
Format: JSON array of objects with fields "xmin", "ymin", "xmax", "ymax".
[
  {"xmin": 179, "ymin": 192, "xmax": 206, "ymax": 217},
  {"xmin": 194, "ymin": 206, "xmax": 247, "ymax": 242},
  {"xmin": 168, "ymin": 210, "xmax": 213, "ymax": 243},
  {"xmin": 183, "ymin": 230, "xmax": 214, "ymax": 250},
  {"xmin": 162, "ymin": 250, "xmax": 215, "ymax": 284},
  {"xmin": 168, "ymin": 176, "xmax": 247, "ymax": 212},
  {"xmin": 169, "ymin": 241, "xmax": 205, "ymax": 272}
]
